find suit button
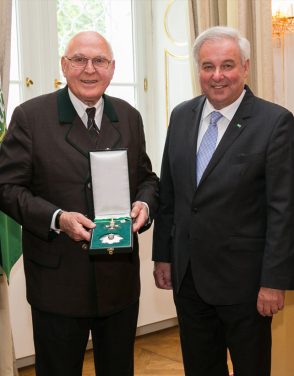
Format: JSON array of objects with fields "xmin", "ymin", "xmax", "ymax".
[
  {"xmin": 82, "ymin": 243, "xmax": 88, "ymax": 251},
  {"xmin": 192, "ymin": 207, "xmax": 198, "ymax": 213},
  {"xmin": 87, "ymin": 183, "xmax": 91, "ymax": 189}
]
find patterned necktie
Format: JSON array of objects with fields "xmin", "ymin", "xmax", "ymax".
[
  {"xmin": 196, "ymin": 111, "xmax": 223, "ymax": 185},
  {"xmin": 86, "ymin": 107, "xmax": 100, "ymax": 134}
]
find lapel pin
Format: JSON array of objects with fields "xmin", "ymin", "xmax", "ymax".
[{"xmin": 236, "ymin": 123, "xmax": 242, "ymax": 128}]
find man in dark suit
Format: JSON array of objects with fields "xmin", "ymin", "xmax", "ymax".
[
  {"xmin": 0, "ymin": 31, "xmax": 158, "ymax": 376},
  {"xmin": 153, "ymin": 26, "xmax": 294, "ymax": 376}
]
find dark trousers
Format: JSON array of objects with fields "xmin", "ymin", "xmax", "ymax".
[
  {"xmin": 31, "ymin": 301, "xmax": 139, "ymax": 376},
  {"xmin": 174, "ymin": 266, "xmax": 272, "ymax": 376}
]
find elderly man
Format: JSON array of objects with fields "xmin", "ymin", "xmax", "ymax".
[
  {"xmin": 153, "ymin": 26, "xmax": 294, "ymax": 376},
  {"xmin": 0, "ymin": 31, "xmax": 158, "ymax": 376}
]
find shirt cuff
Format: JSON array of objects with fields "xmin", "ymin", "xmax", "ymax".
[
  {"xmin": 140, "ymin": 201, "xmax": 151, "ymax": 225},
  {"xmin": 51, "ymin": 209, "xmax": 61, "ymax": 233}
]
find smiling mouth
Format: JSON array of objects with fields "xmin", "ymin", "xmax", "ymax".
[
  {"xmin": 211, "ymin": 84, "xmax": 226, "ymax": 89},
  {"xmin": 81, "ymin": 80, "xmax": 98, "ymax": 84}
]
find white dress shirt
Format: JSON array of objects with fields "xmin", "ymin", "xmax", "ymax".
[
  {"xmin": 197, "ymin": 90, "xmax": 246, "ymax": 152},
  {"xmin": 68, "ymin": 88, "xmax": 104, "ymax": 130}
]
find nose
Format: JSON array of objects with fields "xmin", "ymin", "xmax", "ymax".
[
  {"xmin": 212, "ymin": 67, "xmax": 224, "ymax": 81},
  {"xmin": 84, "ymin": 59, "xmax": 96, "ymax": 73}
]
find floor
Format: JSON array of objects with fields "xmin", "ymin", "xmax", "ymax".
[
  {"xmin": 135, "ymin": 326, "xmax": 184, "ymax": 375},
  {"xmin": 18, "ymin": 326, "xmax": 233, "ymax": 376}
]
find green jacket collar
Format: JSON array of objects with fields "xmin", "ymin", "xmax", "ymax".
[{"xmin": 57, "ymin": 86, "xmax": 119, "ymax": 124}]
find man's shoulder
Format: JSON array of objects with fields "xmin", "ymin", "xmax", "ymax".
[
  {"xmin": 103, "ymin": 94, "xmax": 141, "ymax": 124},
  {"xmin": 173, "ymin": 95, "xmax": 205, "ymax": 112},
  {"xmin": 245, "ymin": 87, "xmax": 292, "ymax": 117},
  {"xmin": 104, "ymin": 94, "xmax": 139, "ymax": 114},
  {"xmin": 19, "ymin": 90, "xmax": 58, "ymax": 111},
  {"xmin": 253, "ymin": 95, "xmax": 291, "ymax": 115}
]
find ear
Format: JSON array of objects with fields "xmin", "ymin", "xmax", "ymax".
[
  {"xmin": 109, "ymin": 59, "xmax": 116, "ymax": 80},
  {"xmin": 243, "ymin": 59, "xmax": 250, "ymax": 79},
  {"xmin": 61, "ymin": 56, "xmax": 67, "ymax": 77}
]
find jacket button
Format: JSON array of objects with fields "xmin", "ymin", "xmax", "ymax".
[
  {"xmin": 192, "ymin": 207, "xmax": 198, "ymax": 213},
  {"xmin": 82, "ymin": 243, "xmax": 88, "ymax": 251},
  {"xmin": 87, "ymin": 183, "xmax": 91, "ymax": 189}
]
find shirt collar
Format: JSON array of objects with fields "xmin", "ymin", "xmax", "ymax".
[
  {"xmin": 202, "ymin": 89, "xmax": 246, "ymax": 121},
  {"xmin": 68, "ymin": 88, "xmax": 103, "ymax": 119}
]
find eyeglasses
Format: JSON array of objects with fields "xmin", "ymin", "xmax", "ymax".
[{"xmin": 64, "ymin": 56, "xmax": 113, "ymax": 70}]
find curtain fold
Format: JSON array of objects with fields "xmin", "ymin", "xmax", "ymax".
[
  {"xmin": 188, "ymin": 0, "xmax": 274, "ymax": 101},
  {"xmin": 237, "ymin": 0, "xmax": 274, "ymax": 101},
  {"xmin": 0, "ymin": 0, "xmax": 12, "ymax": 105}
]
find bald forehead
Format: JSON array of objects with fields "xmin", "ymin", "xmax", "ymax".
[{"xmin": 65, "ymin": 32, "xmax": 113, "ymax": 58}]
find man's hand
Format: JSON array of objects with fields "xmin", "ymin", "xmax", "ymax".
[
  {"xmin": 153, "ymin": 262, "xmax": 173, "ymax": 290},
  {"xmin": 257, "ymin": 287, "xmax": 285, "ymax": 316},
  {"xmin": 59, "ymin": 211, "xmax": 95, "ymax": 242},
  {"xmin": 131, "ymin": 201, "xmax": 149, "ymax": 232}
]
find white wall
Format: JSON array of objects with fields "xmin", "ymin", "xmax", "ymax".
[
  {"xmin": 138, "ymin": 227, "xmax": 176, "ymax": 328},
  {"xmin": 9, "ymin": 259, "xmax": 34, "ymax": 360}
]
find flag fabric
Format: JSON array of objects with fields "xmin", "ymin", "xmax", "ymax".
[
  {"xmin": 0, "ymin": 82, "xmax": 22, "ymax": 281},
  {"xmin": 0, "ymin": 86, "xmax": 6, "ymax": 142},
  {"xmin": 0, "ymin": 215, "xmax": 22, "ymax": 280}
]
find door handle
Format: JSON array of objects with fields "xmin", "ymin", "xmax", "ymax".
[
  {"xmin": 25, "ymin": 77, "xmax": 34, "ymax": 87},
  {"xmin": 54, "ymin": 79, "xmax": 62, "ymax": 89}
]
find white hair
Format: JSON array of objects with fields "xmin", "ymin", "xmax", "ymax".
[{"xmin": 193, "ymin": 26, "xmax": 250, "ymax": 67}]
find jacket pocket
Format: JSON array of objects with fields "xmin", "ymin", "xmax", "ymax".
[
  {"xmin": 229, "ymin": 237, "xmax": 265, "ymax": 252},
  {"xmin": 232, "ymin": 152, "xmax": 264, "ymax": 165},
  {"xmin": 23, "ymin": 231, "xmax": 61, "ymax": 268}
]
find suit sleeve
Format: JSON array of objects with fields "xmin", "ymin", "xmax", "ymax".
[
  {"xmin": 261, "ymin": 109, "xmax": 294, "ymax": 289},
  {"xmin": 0, "ymin": 105, "xmax": 59, "ymax": 240},
  {"xmin": 152, "ymin": 113, "xmax": 175, "ymax": 263},
  {"xmin": 133, "ymin": 112, "xmax": 159, "ymax": 222}
]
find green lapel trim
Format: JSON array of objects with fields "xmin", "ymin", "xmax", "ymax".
[
  {"xmin": 103, "ymin": 94, "xmax": 119, "ymax": 122},
  {"xmin": 57, "ymin": 86, "xmax": 77, "ymax": 123},
  {"xmin": 57, "ymin": 88, "xmax": 119, "ymax": 124}
]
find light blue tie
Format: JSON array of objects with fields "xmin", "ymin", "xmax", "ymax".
[{"xmin": 196, "ymin": 111, "xmax": 223, "ymax": 185}]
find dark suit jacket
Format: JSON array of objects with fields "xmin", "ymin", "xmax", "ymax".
[
  {"xmin": 153, "ymin": 86, "xmax": 294, "ymax": 305},
  {"xmin": 0, "ymin": 87, "xmax": 158, "ymax": 317}
]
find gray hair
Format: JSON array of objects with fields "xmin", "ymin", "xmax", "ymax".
[{"xmin": 192, "ymin": 26, "xmax": 250, "ymax": 67}]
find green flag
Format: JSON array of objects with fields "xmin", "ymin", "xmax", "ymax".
[
  {"xmin": 0, "ymin": 82, "xmax": 22, "ymax": 281},
  {"xmin": 0, "ymin": 85, "xmax": 6, "ymax": 142}
]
